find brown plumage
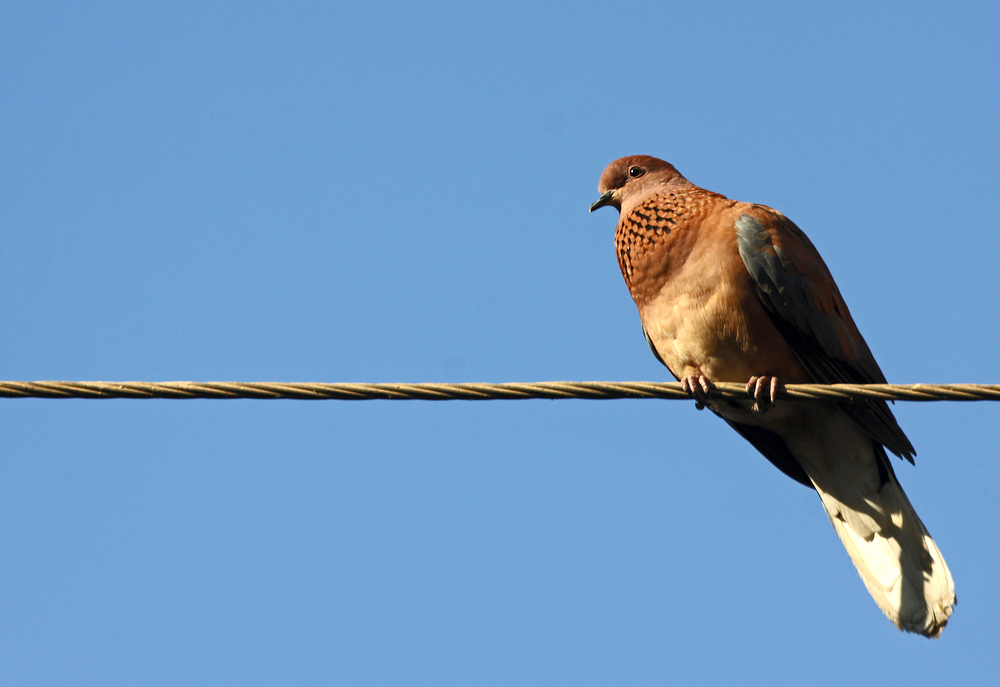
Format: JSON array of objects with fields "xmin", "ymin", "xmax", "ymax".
[{"xmin": 591, "ymin": 155, "xmax": 954, "ymax": 637}]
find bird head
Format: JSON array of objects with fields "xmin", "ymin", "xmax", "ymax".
[{"xmin": 590, "ymin": 155, "xmax": 688, "ymax": 215}]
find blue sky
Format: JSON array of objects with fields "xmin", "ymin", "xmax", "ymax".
[{"xmin": 2, "ymin": 1, "xmax": 999, "ymax": 684}]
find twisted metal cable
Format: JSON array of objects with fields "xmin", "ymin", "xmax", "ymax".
[{"xmin": 0, "ymin": 380, "xmax": 999, "ymax": 402}]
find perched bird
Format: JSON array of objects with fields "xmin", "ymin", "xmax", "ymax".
[{"xmin": 591, "ymin": 155, "xmax": 955, "ymax": 637}]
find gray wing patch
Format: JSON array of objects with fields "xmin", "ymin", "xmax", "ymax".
[
  {"xmin": 736, "ymin": 214, "xmax": 866, "ymax": 367},
  {"xmin": 734, "ymin": 214, "xmax": 915, "ymax": 461}
]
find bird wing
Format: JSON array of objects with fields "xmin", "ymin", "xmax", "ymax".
[{"xmin": 734, "ymin": 209, "xmax": 915, "ymax": 461}]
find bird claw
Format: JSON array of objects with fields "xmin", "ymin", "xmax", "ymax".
[
  {"xmin": 681, "ymin": 375, "xmax": 714, "ymax": 410},
  {"xmin": 746, "ymin": 375, "xmax": 781, "ymax": 412}
]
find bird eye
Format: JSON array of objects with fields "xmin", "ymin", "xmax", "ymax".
[{"xmin": 627, "ymin": 165, "xmax": 645, "ymax": 179}]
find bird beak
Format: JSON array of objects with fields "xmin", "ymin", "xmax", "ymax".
[{"xmin": 589, "ymin": 190, "xmax": 615, "ymax": 212}]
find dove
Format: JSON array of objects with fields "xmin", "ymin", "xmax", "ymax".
[{"xmin": 591, "ymin": 155, "xmax": 954, "ymax": 636}]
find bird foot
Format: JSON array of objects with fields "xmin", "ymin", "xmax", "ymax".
[
  {"xmin": 681, "ymin": 375, "xmax": 714, "ymax": 410},
  {"xmin": 746, "ymin": 375, "xmax": 781, "ymax": 412}
]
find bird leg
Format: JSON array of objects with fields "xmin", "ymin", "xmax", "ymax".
[
  {"xmin": 681, "ymin": 375, "xmax": 714, "ymax": 410},
  {"xmin": 746, "ymin": 375, "xmax": 781, "ymax": 412}
]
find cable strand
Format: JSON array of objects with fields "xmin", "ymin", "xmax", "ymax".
[{"xmin": 1, "ymin": 381, "xmax": 999, "ymax": 402}]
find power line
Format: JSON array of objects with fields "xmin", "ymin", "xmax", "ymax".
[{"xmin": 0, "ymin": 380, "xmax": 998, "ymax": 402}]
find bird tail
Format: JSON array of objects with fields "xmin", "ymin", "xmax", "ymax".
[{"xmin": 810, "ymin": 446, "xmax": 955, "ymax": 637}]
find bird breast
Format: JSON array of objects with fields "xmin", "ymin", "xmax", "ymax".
[{"xmin": 618, "ymin": 196, "xmax": 808, "ymax": 386}]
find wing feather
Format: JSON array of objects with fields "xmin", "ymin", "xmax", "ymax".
[{"xmin": 735, "ymin": 211, "xmax": 915, "ymax": 461}]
